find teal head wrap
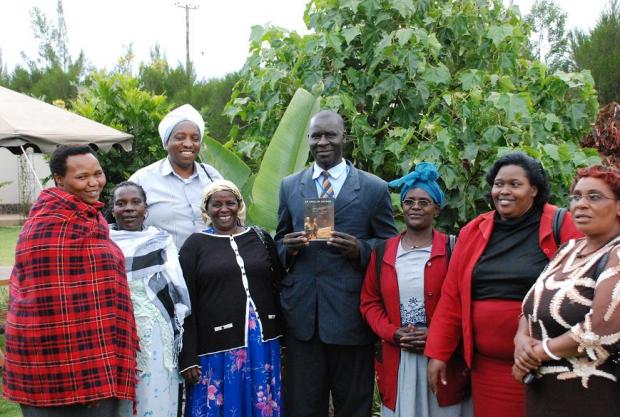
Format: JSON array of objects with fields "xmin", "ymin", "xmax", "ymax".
[{"xmin": 388, "ymin": 162, "xmax": 445, "ymax": 207}]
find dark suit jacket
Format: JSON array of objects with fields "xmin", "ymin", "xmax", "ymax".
[{"xmin": 275, "ymin": 161, "xmax": 397, "ymax": 345}]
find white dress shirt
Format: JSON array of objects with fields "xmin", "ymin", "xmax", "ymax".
[
  {"xmin": 129, "ymin": 158, "xmax": 223, "ymax": 249},
  {"xmin": 311, "ymin": 159, "xmax": 349, "ymax": 198}
]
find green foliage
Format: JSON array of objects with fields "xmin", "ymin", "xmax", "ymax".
[
  {"xmin": 192, "ymin": 72, "xmax": 241, "ymax": 141},
  {"xmin": 571, "ymin": 0, "xmax": 620, "ymax": 105},
  {"xmin": 7, "ymin": 0, "xmax": 85, "ymax": 103},
  {"xmin": 199, "ymin": 135, "xmax": 252, "ymax": 195},
  {"xmin": 72, "ymin": 72, "xmax": 171, "ymax": 199},
  {"xmin": 248, "ymin": 88, "xmax": 320, "ymax": 230},
  {"xmin": 227, "ymin": 0, "xmax": 599, "ymax": 230},
  {"xmin": 0, "ymin": 51, "xmax": 10, "ymax": 86},
  {"xmin": 525, "ymin": 0, "xmax": 571, "ymax": 72},
  {"xmin": 200, "ymin": 88, "xmax": 320, "ymax": 230},
  {"xmin": 138, "ymin": 46, "xmax": 239, "ymax": 141},
  {"xmin": 139, "ymin": 45, "xmax": 194, "ymax": 105}
]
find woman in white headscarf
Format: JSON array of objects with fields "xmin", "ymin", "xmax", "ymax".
[{"xmin": 129, "ymin": 104, "xmax": 223, "ymax": 249}]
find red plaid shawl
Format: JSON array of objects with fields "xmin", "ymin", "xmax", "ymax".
[{"xmin": 3, "ymin": 188, "xmax": 138, "ymax": 406}]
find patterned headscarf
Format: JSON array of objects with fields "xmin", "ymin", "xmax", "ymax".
[
  {"xmin": 158, "ymin": 104, "xmax": 205, "ymax": 147},
  {"xmin": 388, "ymin": 162, "xmax": 445, "ymax": 207},
  {"xmin": 200, "ymin": 179, "xmax": 247, "ymax": 226}
]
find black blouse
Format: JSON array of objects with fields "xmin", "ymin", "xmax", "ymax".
[
  {"xmin": 471, "ymin": 206, "xmax": 549, "ymax": 300},
  {"xmin": 178, "ymin": 228, "xmax": 283, "ymax": 371}
]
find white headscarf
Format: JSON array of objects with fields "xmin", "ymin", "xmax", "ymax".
[{"xmin": 158, "ymin": 104, "xmax": 205, "ymax": 146}]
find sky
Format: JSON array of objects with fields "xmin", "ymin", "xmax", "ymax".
[{"xmin": 0, "ymin": 0, "xmax": 612, "ymax": 81}]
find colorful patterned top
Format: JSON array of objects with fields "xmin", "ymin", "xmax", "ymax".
[
  {"xmin": 522, "ymin": 237, "xmax": 620, "ymax": 416},
  {"xmin": 3, "ymin": 188, "xmax": 138, "ymax": 406}
]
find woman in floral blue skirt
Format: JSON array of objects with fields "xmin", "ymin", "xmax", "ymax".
[{"xmin": 179, "ymin": 179, "xmax": 284, "ymax": 417}]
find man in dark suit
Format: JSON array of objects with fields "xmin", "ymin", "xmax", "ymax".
[{"xmin": 275, "ymin": 110, "xmax": 397, "ymax": 417}]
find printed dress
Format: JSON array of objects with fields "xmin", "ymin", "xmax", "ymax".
[
  {"xmin": 185, "ymin": 303, "xmax": 282, "ymax": 417},
  {"xmin": 522, "ymin": 237, "xmax": 620, "ymax": 417},
  {"xmin": 111, "ymin": 226, "xmax": 192, "ymax": 417},
  {"xmin": 181, "ymin": 228, "xmax": 283, "ymax": 417}
]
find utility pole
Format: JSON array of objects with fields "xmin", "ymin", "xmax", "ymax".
[{"xmin": 174, "ymin": 1, "xmax": 199, "ymax": 100}]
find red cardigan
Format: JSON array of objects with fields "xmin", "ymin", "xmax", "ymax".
[
  {"xmin": 361, "ymin": 230, "xmax": 467, "ymax": 411},
  {"xmin": 424, "ymin": 204, "xmax": 582, "ymax": 367}
]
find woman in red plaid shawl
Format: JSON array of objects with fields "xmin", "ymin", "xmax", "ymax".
[{"xmin": 3, "ymin": 145, "xmax": 138, "ymax": 417}]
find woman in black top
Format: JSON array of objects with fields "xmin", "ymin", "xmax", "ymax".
[
  {"xmin": 179, "ymin": 179, "xmax": 283, "ymax": 417},
  {"xmin": 426, "ymin": 153, "xmax": 582, "ymax": 417}
]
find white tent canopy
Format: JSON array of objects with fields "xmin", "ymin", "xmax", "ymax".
[{"xmin": 0, "ymin": 86, "xmax": 133, "ymax": 154}]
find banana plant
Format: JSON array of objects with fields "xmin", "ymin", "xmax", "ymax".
[
  {"xmin": 199, "ymin": 135, "xmax": 251, "ymax": 194},
  {"xmin": 199, "ymin": 87, "xmax": 321, "ymax": 230}
]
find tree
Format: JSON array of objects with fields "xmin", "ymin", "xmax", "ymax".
[
  {"xmin": 571, "ymin": 0, "xmax": 620, "ymax": 105},
  {"xmin": 580, "ymin": 101, "xmax": 620, "ymax": 167},
  {"xmin": 138, "ymin": 45, "xmax": 194, "ymax": 105},
  {"xmin": 72, "ymin": 72, "xmax": 171, "ymax": 199},
  {"xmin": 525, "ymin": 0, "xmax": 571, "ymax": 72},
  {"xmin": 0, "ymin": 50, "xmax": 9, "ymax": 86},
  {"xmin": 225, "ymin": 0, "xmax": 599, "ymax": 230},
  {"xmin": 138, "ymin": 45, "xmax": 239, "ymax": 141},
  {"xmin": 115, "ymin": 44, "xmax": 136, "ymax": 76},
  {"xmin": 192, "ymin": 72, "xmax": 241, "ymax": 141},
  {"xmin": 7, "ymin": 0, "xmax": 86, "ymax": 103}
]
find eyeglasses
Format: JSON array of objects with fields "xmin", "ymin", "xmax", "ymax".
[
  {"xmin": 402, "ymin": 198, "xmax": 433, "ymax": 208},
  {"xmin": 567, "ymin": 193, "xmax": 618, "ymax": 204}
]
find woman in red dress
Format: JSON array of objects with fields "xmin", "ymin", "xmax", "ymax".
[{"xmin": 425, "ymin": 153, "xmax": 582, "ymax": 417}]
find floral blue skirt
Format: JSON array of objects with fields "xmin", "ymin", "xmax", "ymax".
[{"xmin": 185, "ymin": 303, "xmax": 283, "ymax": 417}]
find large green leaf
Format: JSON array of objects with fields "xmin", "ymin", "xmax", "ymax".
[
  {"xmin": 459, "ymin": 69, "xmax": 483, "ymax": 91},
  {"xmin": 248, "ymin": 88, "xmax": 321, "ymax": 229},
  {"xmin": 198, "ymin": 135, "xmax": 251, "ymax": 192},
  {"xmin": 486, "ymin": 24, "xmax": 513, "ymax": 47}
]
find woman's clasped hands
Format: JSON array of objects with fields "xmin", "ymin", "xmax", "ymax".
[{"xmin": 393, "ymin": 323, "xmax": 427, "ymax": 353}]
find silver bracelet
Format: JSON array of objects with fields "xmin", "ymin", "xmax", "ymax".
[{"xmin": 542, "ymin": 337, "xmax": 561, "ymax": 361}]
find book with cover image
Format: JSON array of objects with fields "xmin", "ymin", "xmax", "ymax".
[{"xmin": 304, "ymin": 198, "xmax": 335, "ymax": 241}]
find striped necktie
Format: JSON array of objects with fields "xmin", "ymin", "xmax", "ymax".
[{"xmin": 320, "ymin": 170, "xmax": 334, "ymax": 198}]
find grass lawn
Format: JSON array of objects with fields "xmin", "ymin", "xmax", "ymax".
[
  {"xmin": 1, "ymin": 335, "xmax": 22, "ymax": 417},
  {"xmin": 0, "ymin": 227, "xmax": 20, "ymax": 266},
  {"xmin": 0, "ymin": 226, "xmax": 22, "ymax": 415},
  {"xmin": 0, "ymin": 398, "xmax": 21, "ymax": 417}
]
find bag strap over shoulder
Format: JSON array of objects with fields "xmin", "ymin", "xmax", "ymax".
[
  {"xmin": 552, "ymin": 207, "xmax": 567, "ymax": 246},
  {"xmin": 446, "ymin": 234, "xmax": 457, "ymax": 263},
  {"xmin": 252, "ymin": 226, "xmax": 276, "ymax": 265},
  {"xmin": 593, "ymin": 252, "xmax": 610, "ymax": 281},
  {"xmin": 199, "ymin": 163, "xmax": 214, "ymax": 182},
  {"xmin": 374, "ymin": 240, "xmax": 387, "ymax": 295},
  {"xmin": 372, "ymin": 239, "xmax": 387, "ymax": 362},
  {"xmin": 590, "ymin": 238, "xmax": 620, "ymax": 281}
]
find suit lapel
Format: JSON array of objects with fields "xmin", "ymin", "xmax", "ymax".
[
  {"xmin": 299, "ymin": 166, "xmax": 317, "ymax": 198},
  {"xmin": 335, "ymin": 161, "xmax": 360, "ymax": 215}
]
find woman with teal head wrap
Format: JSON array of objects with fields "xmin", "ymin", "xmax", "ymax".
[
  {"xmin": 388, "ymin": 162, "xmax": 445, "ymax": 207},
  {"xmin": 360, "ymin": 162, "xmax": 472, "ymax": 416}
]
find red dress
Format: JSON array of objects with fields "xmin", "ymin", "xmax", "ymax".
[{"xmin": 424, "ymin": 204, "xmax": 582, "ymax": 417}]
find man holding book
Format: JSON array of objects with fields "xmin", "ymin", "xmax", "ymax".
[{"xmin": 275, "ymin": 110, "xmax": 397, "ymax": 417}]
